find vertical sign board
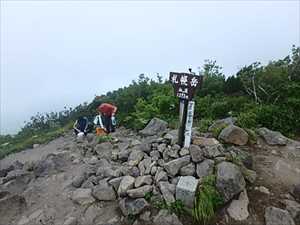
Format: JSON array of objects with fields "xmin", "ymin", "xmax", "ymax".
[
  {"xmin": 169, "ymin": 72, "xmax": 203, "ymax": 147},
  {"xmin": 184, "ymin": 101, "xmax": 195, "ymax": 148}
]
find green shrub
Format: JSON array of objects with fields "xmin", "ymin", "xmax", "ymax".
[
  {"xmin": 192, "ymin": 175, "xmax": 223, "ymax": 225},
  {"xmin": 197, "ymin": 118, "xmax": 213, "ymax": 133},
  {"xmin": 237, "ymin": 111, "xmax": 258, "ymax": 129},
  {"xmin": 97, "ymin": 135, "xmax": 113, "ymax": 144},
  {"xmin": 210, "ymin": 123, "xmax": 228, "ymax": 138}
]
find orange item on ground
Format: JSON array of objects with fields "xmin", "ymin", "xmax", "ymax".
[{"xmin": 96, "ymin": 127, "xmax": 107, "ymax": 136}]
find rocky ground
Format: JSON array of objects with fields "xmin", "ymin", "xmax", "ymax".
[{"xmin": 0, "ymin": 117, "xmax": 300, "ymax": 225}]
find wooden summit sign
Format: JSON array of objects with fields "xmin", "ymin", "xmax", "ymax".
[
  {"xmin": 169, "ymin": 72, "xmax": 203, "ymax": 147},
  {"xmin": 169, "ymin": 72, "xmax": 203, "ymax": 100}
]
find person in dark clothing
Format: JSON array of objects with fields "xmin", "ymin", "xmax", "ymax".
[
  {"xmin": 97, "ymin": 103, "xmax": 117, "ymax": 133},
  {"xmin": 73, "ymin": 116, "xmax": 89, "ymax": 135}
]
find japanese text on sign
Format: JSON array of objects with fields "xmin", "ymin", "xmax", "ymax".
[{"xmin": 169, "ymin": 72, "xmax": 203, "ymax": 100}]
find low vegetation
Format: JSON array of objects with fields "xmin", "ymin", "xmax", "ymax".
[{"xmin": 1, "ymin": 46, "xmax": 299, "ymax": 158}]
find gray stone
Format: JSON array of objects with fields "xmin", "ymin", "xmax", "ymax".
[
  {"xmin": 196, "ymin": 159, "xmax": 214, "ymax": 179},
  {"xmin": 139, "ymin": 211, "xmax": 151, "ymax": 222},
  {"xmin": 179, "ymin": 147, "xmax": 189, "ymax": 157},
  {"xmin": 92, "ymin": 180, "xmax": 116, "ymax": 201},
  {"xmin": 140, "ymin": 143, "xmax": 152, "ymax": 153},
  {"xmin": 33, "ymin": 153, "xmax": 66, "ymax": 177},
  {"xmin": 129, "ymin": 166, "xmax": 140, "ymax": 177},
  {"xmin": 283, "ymin": 200, "xmax": 300, "ymax": 224},
  {"xmin": 118, "ymin": 175, "xmax": 135, "ymax": 197},
  {"xmin": 176, "ymin": 176, "xmax": 199, "ymax": 208},
  {"xmin": 119, "ymin": 198, "xmax": 149, "ymax": 216},
  {"xmin": 150, "ymin": 151, "xmax": 161, "ymax": 160},
  {"xmin": 216, "ymin": 162, "xmax": 246, "ymax": 202},
  {"xmin": 63, "ymin": 217, "xmax": 77, "ymax": 225},
  {"xmin": 218, "ymin": 125, "xmax": 249, "ymax": 146},
  {"xmin": 192, "ymin": 137, "xmax": 220, "ymax": 147},
  {"xmin": 189, "ymin": 145, "xmax": 205, "ymax": 163},
  {"xmin": 151, "ymin": 166, "xmax": 158, "ymax": 176},
  {"xmin": 131, "ymin": 139, "xmax": 142, "ymax": 147},
  {"xmin": 291, "ymin": 184, "xmax": 300, "ymax": 202},
  {"xmin": 108, "ymin": 177, "xmax": 123, "ymax": 191},
  {"xmin": 127, "ymin": 185, "xmax": 153, "ymax": 198},
  {"xmin": 159, "ymin": 182, "xmax": 175, "ymax": 204},
  {"xmin": 241, "ymin": 167, "xmax": 257, "ymax": 184},
  {"xmin": 140, "ymin": 118, "xmax": 168, "ymax": 136},
  {"xmin": 135, "ymin": 175, "xmax": 153, "ymax": 188},
  {"xmin": 72, "ymin": 173, "xmax": 86, "ymax": 188},
  {"xmin": 81, "ymin": 176, "xmax": 97, "ymax": 188},
  {"xmin": 227, "ymin": 190, "xmax": 249, "ymax": 221},
  {"xmin": 179, "ymin": 163, "xmax": 195, "ymax": 176},
  {"xmin": 255, "ymin": 186, "xmax": 271, "ymax": 195},
  {"xmin": 257, "ymin": 127, "xmax": 288, "ymax": 146},
  {"xmin": 2, "ymin": 169, "xmax": 32, "ymax": 184},
  {"xmin": 118, "ymin": 150, "xmax": 131, "ymax": 161},
  {"xmin": 157, "ymin": 143, "xmax": 167, "ymax": 153},
  {"xmin": 203, "ymin": 145, "xmax": 224, "ymax": 158},
  {"xmin": 71, "ymin": 188, "xmax": 95, "ymax": 205},
  {"xmin": 265, "ymin": 207, "xmax": 295, "ymax": 225},
  {"xmin": 164, "ymin": 129, "xmax": 178, "ymax": 145},
  {"xmin": 155, "ymin": 170, "xmax": 168, "ymax": 183},
  {"xmin": 167, "ymin": 147, "xmax": 179, "ymax": 159},
  {"xmin": 153, "ymin": 209, "xmax": 183, "ymax": 225},
  {"xmin": 128, "ymin": 151, "xmax": 145, "ymax": 166},
  {"xmin": 164, "ymin": 156, "xmax": 190, "ymax": 176},
  {"xmin": 208, "ymin": 117, "xmax": 236, "ymax": 132}
]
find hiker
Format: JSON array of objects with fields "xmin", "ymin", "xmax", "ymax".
[
  {"xmin": 97, "ymin": 103, "xmax": 117, "ymax": 133},
  {"xmin": 93, "ymin": 111, "xmax": 107, "ymax": 136},
  {"xmin": 73, "ymin": 116, "xmax": 89, "ymax": 136}
]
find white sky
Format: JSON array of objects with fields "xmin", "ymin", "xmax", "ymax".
[{"xmin": 0, "ymin": 1, "xmax": 299, "ymax": 134}]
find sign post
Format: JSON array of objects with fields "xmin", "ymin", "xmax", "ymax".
[{"xmin": 169, "ymin": 72, "xmax": 203, "ymax": 147}]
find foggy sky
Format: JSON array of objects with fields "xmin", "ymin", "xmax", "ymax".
[{"xmin": 1, "ymin": 1, "xmax": 299, "ymax": 134}]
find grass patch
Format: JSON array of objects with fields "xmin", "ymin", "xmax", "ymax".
[
  {"xmin": 192, "ymin": 175, "xmax": 223, "ymax": 225},
  {"xmin": 96, "ymin": 135, "xmax": 113, "ymax": 144},
  {"xmin": 210, "ymin": 123, "xmax": 228, "ymax": 138}
]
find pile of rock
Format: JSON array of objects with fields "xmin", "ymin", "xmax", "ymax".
[{"xmin": 68, "ymin": 118, "xmax": 256, "ymax": 224}]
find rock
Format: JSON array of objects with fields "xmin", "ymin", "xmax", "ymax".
[
  {"xmin": 108, "ymin": 177, "xmax": 123, "ymax": 191},
  {"xmin": 140, "ymin": 118, "xmax": 168, "ymax": 136},
  {"xmin": 129, "ymin": 166, "xmax": 140, "ymax": 177},
  {"xmin": 118, "ymin": 175, "xmax": 135, "ymax": 197},
  {"xmin": 118, "ymin": 150, "xmax": 131, "ymax": 161},
  {"xmin": 92, "ymin": 180, "xmax": 116, "ymax": 201},
  {"xmin": 119, "ymin": 198, "xmax": 149, "ymax": 216},
  {"xmin": 135, "ymin": 175, "xmax": 153, "ymax": 188},
  {"xmin": 86, "ymin": 133, "xmax": 95, "ymax": 143},
  {"xmin": 208, "ymin": 117, "xmax": 237, "ymax": 132},
  {"xmin": 155, "ymin": 170, "xmax": 168, "ymax": 183},
  {"xmin": 255, "ymin": 186, "xmax": 270, "ymax": 195},
  {"xmin": 192, "ymin": 137, "xmax": 220, "ymax": 147},
  {"xmin": 227, "ymin": 146, "xmax": 253, "ymax": 169},
  {"xmin": 159, "ymin": 182, "xmax": 175, "ymax": 204},
  {"xmin": 0, "ymin": 165, "xmax": 14, "ymax": 177},
  {"xmin": 0, "ymin": 193, "xmax": 26, "ymax": 225},
  {"xmin": 157, "ymin": 143, "xmax": 167, "ymax": 153},
  {"xmin": 179, "ymin": 163, "xmax": 196, "ymax": 176},
  {"xmin": 139, "ymin": 211, "xmax": 151, "ymax": 222},
  {"xmin": 131, "ymin": 139, "xmax": 142, "ymax": 147},
  {"xmin": 95, "ymin": 142, "xmax": 114, "ymax": 155},
  {"xmin": 274, "ymin": 159, "xmax": 300, "ymax": 178},
  {"xmin": 227, "ymin": 190, "xmax": 249, "ymax": 221},
  {"xmin": 140, "ymin": 143, "xmax": 152, "ymax": 153},
  {"xmin": 203, "ymin": 145, "xmax": 224, "ymax": 158},
  {"xmin": 85, "ymin": 156, "xmax": 99, "ymax": 165},
  {"xmin": 196, "ymin": 159, "xmax": 214, "ymax": 179},
  {"xmin": 150, "ymin": 151, "xmax": 161, "ymax": 160},
  {"xmin": 71, "ymin": 188, "xmax": 95, "ymax": 205},
  {"xmin": 127, "ymin": 185, "xmax": 153, "ymax": 198},
  {"xmin": 33, "ymin": 143, "xmax": 40, "ymax": 148},
  {"xmin": 2, "ymin": 169, "xmax": 32, "ymax": 184},
  {"xmin": 63, "ymin": 217, "xmax": 77, "ymax": 225},
  {"xmin": 283, "ymin": 200, "xmax": 300, "ymax": 224},
  {"xmin": 164, "ymin": 156, "xmax": 190, "ymax": 176},
  {"xmin": 34, "ymin": 153, "xmax": 66, "ymax": 177},
  {"xmin": 176, "ymin": 176, "xmax": 199, "ymax": 208},
  {"xmin": 167, "ymin": 147, "xmax": 179, "ymax": 159},
  {"xmin": 291, "ymin": 184, "xmax": 300, "ymax": 202},
  {"xmin": 241, "ymin": 167, "xmax": 256, "ymax": 184},
  {"xmin": 218, "ymin": 125, "xmax": 249, "ymax": 146},
  {"xmin": 72, "ymin": 173, "xmax": 86, "ymax": 188},
  {"xmin": 164, "ymin": 130, "xmax": 178, "ymax": 145},
  {"xmin": 189, "ymin": 145, "xmax": 205, "ymax": 163},
  {"xmin": 265, "ymin": 206, "xmax": 295, "ymax": 225},
  {"xmin": 128, "ymin": 151, "xmax": 145, "ymax": 166},
  {"xmin": 153, "ymin": 209, "xmax": 183, "ymax": 225},
  {"xmin": 179, "ymin": 147, "xmax": 189, "ymax": 157},
  {"xmin": 216, "ymin": 162, "xmax": 246, "ymax": 202},
  {"xmin": 257, "ymin": 127, "xmax": 288, "ymax": 146}
]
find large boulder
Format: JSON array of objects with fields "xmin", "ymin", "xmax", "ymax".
[
  {"xmin": 176, "ymin": 176, "xmax": 199, "ymax": 208},
  {"xmin": 119, "ymin": 198, "xmax": 149, "ymax": 216},
  {"xmin": 92, "ymin": 180, "xmax": 116, "ymax": 201},
  {"xmin": 265, "ymin": 207, "xmax": 295, "ymax": 225},
  {"xmin": 257, "ymin": 127, "xmax": 288, "ymax": 146},
  {"xmin": 164, "ymin": 156, "xmax": 190, "ymax": 176},
  {"xmin": 153, "ymin": 209, "xmax": 183, "ymax": 225},
  {"xmin": 192, "ymin": 137, "xmax": 220, "ymax": 147},
  {"xmin": 139, "ymin": 118, "xmax": 168, "ymax": 136},
  {"xmin": 208, "ymin": 117, "xmax": 237, "ymax": 132},
  {"xmin": 216, "ymin": 162, "xmax": 246, "ymax": 202},
  {"xmin": 218, "ymin": 125, "xmax": 249, "ymax": 146}
]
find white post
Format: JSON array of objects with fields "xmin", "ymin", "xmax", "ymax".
[{"xmin": 184, "ymin": 101, "xmax": 195, "ymax": 148}]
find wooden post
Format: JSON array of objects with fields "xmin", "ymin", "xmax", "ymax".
[{"xmin": 178, "ymin": 100, "xmax": 188, "ymax": 147}]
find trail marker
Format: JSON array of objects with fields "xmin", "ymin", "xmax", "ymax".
[{"xmin": 169, "ymin": 72, "xmax": 203, "ymax": 147}]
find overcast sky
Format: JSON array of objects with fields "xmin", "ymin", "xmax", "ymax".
[{"xmin": 0, "ymin": 1, "xmax": 299, "ymax": 134}]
